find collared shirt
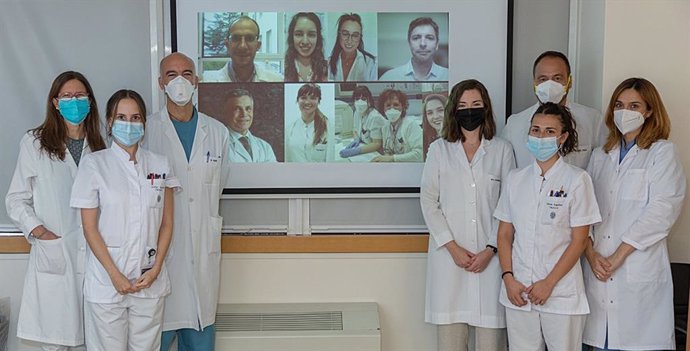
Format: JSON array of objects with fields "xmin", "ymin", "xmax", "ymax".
[
  {"xmin": 379, "ymin": 59, "xmax": 448, "ymax": 81},
  {"xmin": 328, "ymin": 50, "xmax": 378, "ymax": 81},
  {"xmin": 170, "ymin": 107, "xmax": 198, "ymax": 161},
  {"xmin": 71, "ymin": 143, "xmax": 181, "ymax": 303},
  {"xmin": 201, "ymin": 61, "xmax": 283, "ymax": 82},
  {"xmin": 228, "ymin": 128, "xmax": 277, "ymax": 163},
  {"xmin": 619, "ymin": 138, "xmax": 636, "ymax": 163},
  {"xmin": 381, "ymin": 117, "xmax": 423, "ymax": 162},
  {"xmin": 353, "ymin": 108, "xmax": 386, "ymax": 144},
  {"xmin": 494, "ymin": 157, "xmax": 601, "ymax": 315},
  {"xmin": 285, "ymin": 117, "xmax": 335, "ymax": 162}
]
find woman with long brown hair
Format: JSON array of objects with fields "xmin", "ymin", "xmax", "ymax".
[
  {"xmin": 284, "ymin": 12, "xmax": 328, "ymax": 82},
  {"xmin": 285, "ymin": 83, "xmax": 333, "ymax": 162},
  {"xmin": 6, "ymin": 71, "xmax": 105, "ymax": 350}
]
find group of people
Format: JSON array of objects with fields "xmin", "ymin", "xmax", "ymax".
[
  {"xmin": 202, "ymin": 14, "xmax": 447, "ymax": 83},
  {"xmin": 421, "ymin": 51, "xmax": 686, "ymax": 351},
  {"xmin": 6, "ymin": 52, "xmax": 228, "ymax": 350}
]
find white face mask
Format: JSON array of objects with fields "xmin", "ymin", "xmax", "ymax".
[
  {"xmin": 164, "ymin": 76, "xmax": 195, "ymax": 106},
  {"xmin": 535, "ymin": 80, "xmax": 567, "ymax": 104},
  {"xmin": 613, "ymin": 109, "xmax": 645, "ymax": 135},
  {"xmin": 354, "ymin": 99, "xmax": 368, "ymax": 114},
  {"xmin": 385, "ymin": 108, "xmax": 402, "ymax": 123}
]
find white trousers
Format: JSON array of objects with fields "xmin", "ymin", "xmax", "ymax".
[
  {"xmin": 505, "ymin": 308, "xmax": 586, "ymax": 351},
  {"xmin": 85, "ymin": 295, "xmax": 164, "ymax": 351},
  {"xmin": 438, "ymin": 323, "xmax": 507, "ymax": 351}
]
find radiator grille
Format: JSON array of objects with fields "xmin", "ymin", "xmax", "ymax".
[{"xmin": 216, "ymin": 311, "xmax": 344, "ymax": 332}]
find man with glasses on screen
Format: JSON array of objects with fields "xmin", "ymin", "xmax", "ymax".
[
  {"xmin": 202, "ymin": 16, "xmax": 283, "ymax": 83},
  {"xmin": 379, "ymin": 17, "xmax": 448, "ymax": 81},
  {"xmin": 226, "ymin": 88, "xmax": 277, "ymax": 162}
]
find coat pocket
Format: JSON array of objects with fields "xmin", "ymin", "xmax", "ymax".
[{"xmin": 34, "ymin": 237, "xmax": 66, "ymax": 275}]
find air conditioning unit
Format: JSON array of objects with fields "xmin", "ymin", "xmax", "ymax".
[{"xmin": 215, "ymin": 302, "xmax": 381, "ymax": 351}]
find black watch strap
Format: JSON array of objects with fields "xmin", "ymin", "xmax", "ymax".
[{"xmin": 486, "ymin": 244, "xmax": 497, "ymax": 253}]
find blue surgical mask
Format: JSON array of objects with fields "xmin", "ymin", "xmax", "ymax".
[
  {"xmin": 58, "ymin": 97, "xmax": 90, "ymax": 125},
  {"xmin": 526, "ymin": 135, "xmax": 560, "ymax": 161},
  {"xmin": 111, "ymin": 120, "xmax": 144, "ymax": 147}
]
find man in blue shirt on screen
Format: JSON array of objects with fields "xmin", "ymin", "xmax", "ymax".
[
  {"xmin": 202, "ymin": 16, "xmax": 283, "ymax": 83},
  {"xmin": 379, "ymin": 17, "xmax": 448, "ymax": 81}
]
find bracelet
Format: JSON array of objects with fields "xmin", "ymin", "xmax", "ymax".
[
  {"xmin": 501, "ymin": 271, "xmax": 513, "ymax": 279},
  {"xmin": 486, "ymin": 245, "xmax": 497, "ymax": 254}
]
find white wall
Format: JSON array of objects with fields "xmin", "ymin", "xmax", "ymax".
[
  {"xmin": 597, "ymin": 0, "xmax": 690, "ymax": 262},
  {"xmin": 0, "ymin": 253, "xmax": 436, "ymax": 351}
]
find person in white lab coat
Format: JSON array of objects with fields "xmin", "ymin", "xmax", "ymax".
[
  {"xmin": 285, "ymin": 83, "xmax": 334, "ymax": 162},
  {"xmin": 495, "ymin": 102, "xmax": 602, "ymax": 351},
  {"xmin": 144, "ymin": 52, "xmax": 230, "ymax": 351},
  {"xmin": 71, "ymin": 89, "xmax": 177, "ymax": 350},
  {"xmin": 327, "ymin": 13, "xmax": 377, "ymax": 82},
  {"xmin": 501, "ymin": 51, "xmax": 603, "ymax": 169},
  {"xmin": 5, "ymin": 71, "xmax": 106, "ymax": 351},
  {"xmin": 339, "ymin": 85, "xmax": 385, "ymax": 159},
  {"xmin": 421, "ymin": 79, "xmax": 514, "ymax": 351},
  {"xmin": 582, "ymin": 78, "xmax": 687, "ymax": 351},
  {"xmin": 225, "ymin": 88, "xmax": 277, "ymax": 163},
  {"xmin": 372, "ymin": 89, "xmax": 423, "ymax": 162}
]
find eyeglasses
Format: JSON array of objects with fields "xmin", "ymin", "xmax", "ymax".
[
  {"xmin": 339, "ymin": 30, "xmax": 361, "ymax": 41},
  {"xmin": 229, "ymin": 34, "xmax": 259, "ymax": 44},
  {"xmin": 56, "ymin": 92, "xmax": 89, "ymax": 101}
]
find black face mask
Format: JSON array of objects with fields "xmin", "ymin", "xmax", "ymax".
[{"xmin": 453, "ymin": 107, "xmax": 486, "ymax": 131}]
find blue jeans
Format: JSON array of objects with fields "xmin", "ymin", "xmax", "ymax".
[{"xmin": 160, "ymin": 324, "xmax": 215, "ymax": 351}]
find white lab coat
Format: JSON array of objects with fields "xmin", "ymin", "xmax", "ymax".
[
  {"xmin": 353, "ymin": 108, "xmax": 386, "ymax": 144},
  {"xmin": 421, "ymin": 137, "xmax": 515, "ymax": 327},
  {"xmin": 285, "ymin": 116, "xmax": 335, "ymax": 162},
  {"xmin": 228, "ymin": 129, "xmax": 277, "ymax": 163},
  {"xmin": 70, "ymin": 144, "xmax": 178, "ymax": 303},
  {"xmin": 501, "ymin": 102, "xmax": 604, "ymax": 169},
  {"xmin": 5, "ymin": 132, "xmax": 89, "ymax": 346},
  {"xmin": 494, "ymin": 158, "xmax": 601, "ymax": 315},
  {"xmin": 328, "ymin": 50, "xmax": 377, "ymax": 81},
  {"xmin": 381, "ymin": 117, "xmax": 423, "ymax": 162},
  {"xmin": 144, "ymin": 108, "xmax": 230, "ymax": 331},
  {"xmin": 583, "ymin": 140, "xmax": 686, "ymax": 350}
]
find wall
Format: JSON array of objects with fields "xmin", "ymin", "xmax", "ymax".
[{"xmin": 0, "ymin": 254, "xmax": 435, "ymax": 351}]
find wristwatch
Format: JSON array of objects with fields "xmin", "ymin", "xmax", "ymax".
[{"xmin": 486, "ymin": 244, "xmax": 498, "ymax": 254}]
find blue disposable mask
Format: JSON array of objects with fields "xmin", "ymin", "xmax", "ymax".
[
  {"xmin": 111, "ymin": 120, "xmax": 144, "ymax": 147},
  {"xmin": 58, "ymin": 97, "xmax": 90, "ymax": 125},
  {"xmin": 526, "ymin": 135, "xmax": 560, "ymax": 161}
]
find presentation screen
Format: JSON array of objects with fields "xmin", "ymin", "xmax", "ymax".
[{"xmin": 174, "ymin": 0, "xmax": 508, "ymax": 189}]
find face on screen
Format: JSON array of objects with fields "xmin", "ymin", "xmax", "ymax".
[
  {"xmin": 298, "ymin": 94, "xmax": 319, "ymax": 115},
  {"xmin": 227, "ymin": 95, "xmax": 254, "ymax": 134},
  {"xmin": 226, "ymin": 19, "xmax": 262, "ymax": 70},
  {"xmin": 384, "ymin": 96, "xmax": 404, "ymax": 113},
  {"xmin": 409, "ymin": 24, "xmax": 438, "ymax": 63},
  {"xmin": 293, "ymin": 16, "xmax": 318, "ymax": 59},
  {"xmin": 339, "ymin": 20, "xmax": 362, "ymax": 56},
  {"xmin": 425, "ymin": 98, "xmax": 445, "ymax": 132}
]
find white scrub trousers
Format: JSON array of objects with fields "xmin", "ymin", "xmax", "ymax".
[
  {"xmin": 505, "ymin": 308, "xmax": 586, "ymax": 351},
  {"xmin": 85, "ymin": 295, "xmax": 164, "ymax": 351}
]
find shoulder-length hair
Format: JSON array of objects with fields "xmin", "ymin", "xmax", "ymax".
[
  {"xmin": 328, "ymin": 13, "xmax": 376, "ymax": 78},
  {"xmin": 603, "ymin": 77, "xmax": 670, "ymax": 152},
  {"xmin": 284, "ymin": 12, "xmax": 327, "ymax": 82},
  {"xmin": 377, "ymin": 89, "xmax": 408, "ymax": 119},
  {"xmin": 31, "ymin": 71, "xmax": 106, "ymax": 160},
  {"xmin": 532, "ymin": 102, "xmax": 578, "ymax": 156},
  {"xmin": 105, "ymin": 89, "xmax": 148, "ymax": 135},
  {"xmin": 352, "ymin": 85, "xmax": 375, "ymax": 114},
  {"xmin": 297, "ymin": 83, "xmax": 328, "ymax": 146},
  {"xmin": 442, "ymin": 79, "xmax": 496, "ymax": 143}
]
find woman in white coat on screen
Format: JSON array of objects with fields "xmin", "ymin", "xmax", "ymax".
[
  {"xmin": 421, "ymin": 79, "xmax": 514, "ymax": 351},
  {"xmin": 71, "ymin": 90, "xmax": 178, "ymax": 350},
  {"xmin": 5, "ymin": 71, "xmax": 106, "ymax": 350},
  {"xmin": 495, "ymin": 102, "xmax": 601, "ymax": 351},
  {"xmin": 285, "ymin": 83, "xmax": 335, "ymax": 162},
  {"xmin": 582, "ymin": 78, "xmax": 686, "ymax": 351},
  {"xmin": 338, "ymin": 85, "xmax": 386, "ymax": 159}
]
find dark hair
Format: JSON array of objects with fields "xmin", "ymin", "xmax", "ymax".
[
  {"xmin": 603, "ymin": 77, "xmax": 670, "ymax": 152},
  {"xmin": 443, "ymin": 79, "xmax": 496, "ymax": 143},
  {"xmin": 296, "ymin": 83, "xmax": 328, "ymax": 146},
  {"xmin": 532, "ymin": 50, "xmax": 571, "ymax": 77},
  {"xmin": 228, "ymin": 88, "xmax": 253, "ymax": 101},
  {"xmin": 408, "ymin": 17, "xmax": 439, "ymax": 41},
  {"xmin": 352, "ymin": 85, "xmax": 375, "ymax": 112},
  {"xmin": 106, "ymin": 90, "xmax": 147, "ymax": 135},
  {"xmin": 284, "ymin": 13, "xmax": 327, "ymax": 82},
  {"xmin": 531, "ymin": 102, "xmax": 578, "ymax": 156},
  {"xmin": 229, "ymin": 16, "xmax": 261, "ymax": 38},
  {"xmin": 31, "ymin": 71, "xmax": 106, "ymax": 160},
  {"xmin": 328, "ymin": 13, "xmax": 376, "ymax": 77},
  {"xmin": 377, "ymin": 89, "xmax": 409, "ymax": 119}
]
